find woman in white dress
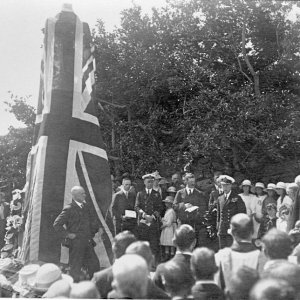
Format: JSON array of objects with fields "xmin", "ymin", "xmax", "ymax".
[
  {"xmin": 239, "ymin": 180, "xmax": 261, "ymax": 238},
  {"xmin": 276, "ymin": 182, "xmax": 294, "ymax": 233},
  {"xmin": 160, "ymin": 196, "xmax": 177, "ymax": 260}
]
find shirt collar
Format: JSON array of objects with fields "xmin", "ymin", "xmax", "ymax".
[
  {"xmin": 186, "ymin": 187, "xmax": 194, "ymax": 193},
  {"xmin": 176, "ymin": 250, "xmax": 192, "ymax": 256},
  {"xmin": 146, "ymin": 188, "xmax": 152, "ymax": 193},
  {"xmin": 74, "ymin": 200, "xmax": 84, "ymax": 208},
  {"xmin": 224, "ymin": 191, "xmax": 231, "ymax": 198}
]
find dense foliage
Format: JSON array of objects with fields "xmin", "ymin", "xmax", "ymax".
[
  {"xmin": 93, "ymin": 0, "xmax": 300, "ymax": 179},
  {"xmin": 1, "ymin": 0, "xmax": 300, "ymax": 191},
  {"xmin": 0, "ymin": 95, "xmax": 35, "ymax": 190}
]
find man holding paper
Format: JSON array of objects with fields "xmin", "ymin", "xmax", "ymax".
[
  {"xmin": 135, "ymin": 174, "xmax": 163, "ymax": 265},
  {"xmin": 112, "ymin": 177, "xmax": 137, "ymax": 235},
  {"xmin": 173, "ymin": 173, "xmax": 208, "ymax": 247}
]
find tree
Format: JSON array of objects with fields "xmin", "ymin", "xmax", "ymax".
[
  {"xmin": 0, "ymin": 94, "xmax": 35, "ymax": 191},
  {"xmin": 92, "ymin": 0, "xmax": 300, "ymax": 180}
]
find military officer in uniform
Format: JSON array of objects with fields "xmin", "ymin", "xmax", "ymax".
[
  {"xmin": 135, "ymin": 174, "xmax": 163, "ymax": 265},
  {"xmin": 217, "ymin": 175, "xmax": 246, "ymax": 249},
  {"xmin": 173, "ymin": 173, "xmax": 208, "ymax": 247}
]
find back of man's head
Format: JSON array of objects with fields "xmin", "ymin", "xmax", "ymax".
[
  {"xmin": 250, "ymin": 278, "xmax": 296, "ymax": 300},
  {"xmin": 112, "ymin": 254, "xmax": 148, "ymax": 299},
  {"xmin": 173, "ymin": 224, "xmax": 196, "ymax": 251},
  {"xmin": 191, "ymin": 247, "xmax": 218, "ymax": 280},
  {"xmin": 70, "ymin": 281, "xmax": 100, "ymax": 299},
  {"xmin": 262, "ymin": 260, "xmax": 300, "ymax": 296},
  {"xmin": 112, "ymin": 230, "xmax": 137, "ymax": 259},
  {"xmin": 230, "ymin": 213, "xmax": 253, "ymax": 240},
  {"xmin": 262, "ymin": 228, "xmax": 293, "ymax": 259},
  {"xmin": 162, "ymin": 260, "xmax": 194, "ymax": 297},
  {"xmin": 125, "ymin": 241, "xmax": 153, "ymax": 269},
  {"xmin": 227, "ymin": 266, "xmax": 259, "ymax": 300}
]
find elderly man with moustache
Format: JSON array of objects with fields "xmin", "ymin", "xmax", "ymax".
[
  {"xmin": 135, "ymin": 173, "xmax": 163, "ymax": 265},
  {"xmin": 53, "ymin": 186, "xmax": 100, "ymax": 282}
]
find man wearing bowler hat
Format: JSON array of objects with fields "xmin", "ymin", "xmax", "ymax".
[
  {"xmin": 217, "ymin": 175, "xmax": 246, "ymax": 249},
  {"xmin": 135, "ymin": 173, "xmax": 163, "ymax": 265}
]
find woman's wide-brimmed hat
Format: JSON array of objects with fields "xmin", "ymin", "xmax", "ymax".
[
  {"xmin": 255, "ymin": 182, "xmax": 265, "ymax": 189},
  {"xmin": 29, "ymin": 263, "xmax": 73, "ymax": 293},
  {"xmin": 265, "ymin": 183, "xmax": 276, "ymax": 191},
  {"xmin": 167, "ymin": 186, "xmax": 177, "ymax": 193},
  {"xmin": 276, "ymin": 182, "xmax": 286, "ymax": 190},
  {"xmin": 162, "ymin": 196, "xmax": 174, "ymax": 203}
]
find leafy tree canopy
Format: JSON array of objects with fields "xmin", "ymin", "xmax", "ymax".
[{"xmin": 93, "ymin": 0, "xmax": 300, "ymax": 180}]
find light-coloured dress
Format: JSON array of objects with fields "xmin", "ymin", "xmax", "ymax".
[
  {"xmin": 277, "ymin": 195, "xmax": 294, "ymax": 232},
  {"xmin": 239, "ymin": 193, "xmax": 265, "ymax": 238},
  {"xmin": 160, "ymin": 208, "xmax": 177, "ymax": 246}
]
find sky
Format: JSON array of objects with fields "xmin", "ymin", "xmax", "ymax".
[
  {"xmin": 0, "ymin": 0, "xmax": 167, "ymax": 135},
  {"xmin": 0, "ymin": 1, "xmax": 299, "ymax": 136}
]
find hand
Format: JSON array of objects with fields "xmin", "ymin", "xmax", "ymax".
[
  {"xmin": 185, "ymin": 203, "xmax": 192, "ymax": 208},
  {"xmin": 67, "ymin": 233, "xmax": 76, "ymax": 239}
]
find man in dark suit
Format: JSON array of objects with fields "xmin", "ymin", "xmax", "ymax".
[
  {"xmin": 173, "ymin": 173, "xmax": 208, "ymax": 247},
  {"xmin": 53, "ymin": 186, "xmax": 100, "ymax": 282},
  {"xmin": 191, "ymin": 247, "xmax": 224, "ymax": 300},
  {"xmin": 135, "ymin": 174, "xmax": 163, "ymax": 265},
  {"xmin": 153, "ymin": 224, "xmax": 196, "ymax": 291},
  {"xmin": 92, "ymin": 231, "xmax": 137, "ymax": 298},
  {"xmin": 112, "ymin": 177, "xmax": 137, "ymax": 235},
  {"xmin": 124, "ymin": 241, "xmax": 169, "ymax": 299},
  {"xmin": 216, "ymin": 175, "xmax": 246, "ymax": 249}
]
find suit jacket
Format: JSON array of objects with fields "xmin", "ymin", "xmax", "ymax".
[
  {"xmin": 217, "ymin": 191, "xmax": 246, "ymax": 235},
  {"xmin": 191, "ymin": 281, "xmax": 224, "ymax": 300},
  {"xmin": 92, "ymin": 266, "xmax": 113, "ymax": 298},
  {"xmin": 173, "ymin": 188, "xmax": 208, "ymax": 224},
  {"xmin": 53, "ymin": 200, "xmax": 99, "ymax": 240},
  {"xmin": 135, "ymin": 189, "xmax": 163, "ymax": 222},
  {"xmin": 112, "ymin": 189, "xmax": 137, "ymax": 233},
  {"xmin": 153, "ymin": 253, "xmax": 194, "ymax": 291}
]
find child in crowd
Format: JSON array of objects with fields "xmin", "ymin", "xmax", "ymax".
[
  {"xmin": 160, "ymin": 196, "xmax": 177, "ymax": 261},
  {"xmin": 276, "ymin": 205, "xmax": 290, "ymax": 233}
]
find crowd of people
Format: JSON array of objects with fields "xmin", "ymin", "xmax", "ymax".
[{"xmin": 3, "ymin": 171, "xmax": 300, "ymax": 299}]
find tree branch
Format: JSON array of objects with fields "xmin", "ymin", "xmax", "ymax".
[
  {"xmin": 242, "ymin": 22, "xmax": 260, "ymax": 96},
  {"xmin": 98, "ymin": 99, "xmax": 126, "ymax": 108}
]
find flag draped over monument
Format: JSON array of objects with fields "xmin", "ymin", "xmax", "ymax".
[{"xmin": 19, "ymin": 5, "xmax": 114, "ymax": 267}]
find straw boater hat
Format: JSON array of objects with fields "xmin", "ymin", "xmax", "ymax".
[
  {"xmin": 219, "ymin": 175, "xmax": 235, "ymax": 185},
  {"xmin": 276, "ymin": 182, "xmax": 286, "ymax": 190},
  {"xmin": 162, "ymin": 196, "xmax": 174, "ymax": 204}
]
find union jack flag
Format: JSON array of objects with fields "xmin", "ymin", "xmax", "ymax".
[{"xmin": 19, "ymin": 6, "xmax": 114, "ymax": 267}]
